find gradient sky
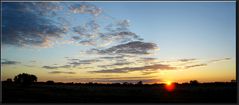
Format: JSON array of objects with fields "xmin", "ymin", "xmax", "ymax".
[{"xmin": 1, "ymin": 1, "xmax": 236, "ymax": 84}]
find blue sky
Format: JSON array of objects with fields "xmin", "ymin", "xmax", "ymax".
[{"xmin": 1, "ymin": 2, "xmax": 236, "ymax": 83}]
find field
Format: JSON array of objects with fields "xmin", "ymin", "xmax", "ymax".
[{"xmin": 2, "ymin": 82, "xmax": 237, "ymax": 103}]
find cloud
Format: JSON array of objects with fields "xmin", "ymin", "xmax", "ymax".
[
  {"xmin": 98, "ymin": 61, "xmax": 132, "ymax": 68},
  {"xmin": 178, "ymin": 58, "xmax": 197, "ymax": 62},
  {"xmin": 2, "ymin": 3, "xmax": 67, "ymax": 47},
  {"xmin": 99, "ymin": 54, "xmax": 135, "ymax": 60},
  {"xmin": 1, "ymin": 60, "xmax": 20, "ymax": 65},
  {"xmin": 99, "ymin": 20, "xmax": 143, "ymax": 44},
  {"xmin": 209, "ymin": 58, "xmax": 231, "ymax": 63},
  {"xmin": 3, "ymin": 3, "xmax": 145, "ymax": 48},
  {"xmin": 72, "ymin": 19, "xmax": 143, "ymax": 47},
  {"xmin": 49, "ymin": 71, "xmax": 76, "ymax": 74},
  {"xmin": 89, "ymin": 41, "xmax": 158, "ymax": 55},
  {"xmin": 42, "ymin": 65, "xmax": 71, "ymax": 69},
  {"xmin": 24, "ymin": 65, "xmax": 35, "ymax": 67},
  {"xmin": 68, "ymin": 59, "xmax": 101, "ymax": 67},
  {"xmin": 73, "ymin": 20, "xmax": 100, "ymax": 39},
  {"xmin": 90, "ymin": 63, "xmax": 176, "ymax": 73},
  {"xmin": 184, "ymin": 64, "xmax": 207, "ymax": 69},
  {"xmin": 183, "ymin": 57, "xmax": 231, "ymax": 69},
  {"xmin": 78, "ymin": 40, "xmax": 96, "ymax": 46},
  {"xmin": 69, "ymin": 3, "xmax": 102, "ymax": 16},
  {"xmin": 72, "ymin": 36, "xmax": 81, "ymax": 40},
  {"xmin": 42, "ymin": 66, "xmax": 59, "ymax": 69}
]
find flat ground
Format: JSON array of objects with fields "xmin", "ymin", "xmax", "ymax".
[{"xmin": 2, "ymin": 82, "xmax": 237, "ymax": 103}]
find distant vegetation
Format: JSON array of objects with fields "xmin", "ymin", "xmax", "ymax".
[
  {"xmin": 2, "ymin": 73, "xmax": 237, "ymax": 103},
  {"xmin": 13, "ymin": 73, "xmax": 37, "ymax": 86}
]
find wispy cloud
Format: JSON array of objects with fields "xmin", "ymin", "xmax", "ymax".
[
  {"xmin": 184, "ymin": 64, "xmax": 207, "ymax": 69},
  {"xmin": 89, "ymin": 41, "xmax": 158, "ymax": 55},
  {"xmin": 69, "ymin": 3, "xmax": 102, "ymax": 16},
  {"xmin": 208, "ymin": 58, "xmax": 231, "ymax": 63},
  {"xmin": 178, "ymin": 58, "xmax": 197, "ymax": 62},
  {"xmin": 49, "ymin": 71, "xmax": 76, "ymax": 74},
  {"xmin": 90, "ymin": 63, "xmax": 176, "ymax": 73},
  {"xmin": 42, "ymin": 65, "xmax": 71, "ymax": 69},
  {"xmin": 98, "ymin": 61, "xmax": 133, "ymax": 68},
  {"xmin": 1, "ymin": 59, "xmax": 20, "ymax": 65}
]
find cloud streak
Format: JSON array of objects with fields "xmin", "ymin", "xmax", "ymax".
[
  {"xmin": 90, "ymin": 41, "xmax": 158, "ymax": 55},
  {"xmin": 184, "ymin": 64, "xmax": 207, "ymax": 69},
  {"xmin": 1, "ymin": 60, "xmax": 20, "ymax": 65},
  {"xmin": 90, "ymin": 63, "xmax": 176, "ymax": 73},
  {"xmin": 42, "ymin": 65, "xmax": 71, "ymax": 69},
  {"xmin": 49, "ymin": 71, "xmax": 76, "ymax": 74}
]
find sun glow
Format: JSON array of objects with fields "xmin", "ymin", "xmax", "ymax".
[
  {"xmin": 165, "ymin": 81, "xmax": 175, "ymax": 92},
  {"xmin": 166, "ymin": 81, "xmax": 172, "ymax": 86}
]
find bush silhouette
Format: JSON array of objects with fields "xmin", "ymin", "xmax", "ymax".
[
  {"xmin": 46, "ymin": 80, "xmax": 54, "ymax": 85},
  {"xmin": 14, "ymin": 73, "xmax": 37, "ymax": 86},
  {"xmin": 190, "ymin": 80, "xmax": 199, "ymax": 85},
  {"xmin": 136, "ymin": 81, "xmax": 143, "ymax": 85}
]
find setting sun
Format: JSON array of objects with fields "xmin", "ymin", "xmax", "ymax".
[
  {"xmin": 165, "ymin": 81, "xmax": 175, "ymax": 92},
  {"xmin": 166, "ymin": 81, "xmax": 172, "ymax": 86}
]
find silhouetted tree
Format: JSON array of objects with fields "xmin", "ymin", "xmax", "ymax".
[
  {"xmin": 6, "ymin": 78, "xmax": 13, "ymax": 83},
  {"xmin": 136, "ymin": 81, "xmax": 143, "ymax": 85},
  {"xmin": 14, "ymin": 73, "xmax": 37, "ymax": 86},
  {"xmin": 231, "ymin": 80, "xmax": 236, "ymax": 83},
  {"xmin": 123, "ymin": 82, "xmax": 129, "ymax": 85},
  {"xmin": 190, "ymin": 80, "xmax": 199, "ymax": 85},
  {"xmin": 46, "ymin": 80, "xmax": 54, "ymax": 85}
]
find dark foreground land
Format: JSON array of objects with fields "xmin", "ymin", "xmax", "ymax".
[{"xmin": 2, "ymin": 82, "xmax": 237, "ymax": 103}]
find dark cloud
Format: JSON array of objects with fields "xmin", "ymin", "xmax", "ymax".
[
  {"xmin": 141, "ymin": 71, "xmax": 159, "ymax": 75},
  {"xmin": 49, "ymin": 71, "xmax": 76, "ymax": 74},
  {"xmin": 42, "ymin": 65, "xmax": 71, "ymax": 69},
  {"xmin": 3, "ymin": 3, "xmax": 145, "ymax": 48},
  {"xmin": 184, "ymin": 64, "xmax": 207, "ymax": 69},
  {"xmin": 178, "ymin": 58, "xmax": 196, "ymax": 62},
  {"xmin": 90, "ymin": 41, "xmax": 158, "ymax": 55},
  {"xmin": 1, "ymin": 60, "xmax": 20, "ymax": 65},
  {"xmin": 2, "ymin": 3, "xmax": 67, "ymax": 47},
  {"xmin": 72, "ymin": 36, "xmax": 81, "ymax": 40},
  {"xmin": 136, "ymin": 57, "xmax": 158, "ymax": 64},
  {"xmin": 42, "ymin": 66, "xmax": 59, "ymax": 69},
  {"xmin": 90, "ymin": 63, "xmax": 176, "ymax": 73}
]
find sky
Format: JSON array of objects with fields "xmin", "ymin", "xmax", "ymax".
[{"xmin": 1, "ymin": 1, "xmax": 236, "ymax": 84}]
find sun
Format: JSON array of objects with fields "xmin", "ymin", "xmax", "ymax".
[
  {"xmin": 164, "ymin": 80, "xmax": 175, "ymax": 92},
  {"xmin": 166, "ymin": 81, "xmax": 172, "ymax": 86}
]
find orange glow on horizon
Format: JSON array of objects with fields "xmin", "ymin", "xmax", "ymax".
[{"xmin": 165, "ymin": 81, "xmax": 175, "ymax": 92}]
